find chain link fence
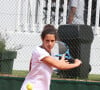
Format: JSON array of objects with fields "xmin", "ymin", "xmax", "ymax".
[{"xmin": 0, "ymin": 0, "xmax": 100, "ymax": 81}]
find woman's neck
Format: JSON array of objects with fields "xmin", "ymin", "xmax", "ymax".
[{"xmin": 40, "ymin": 45, "xmax": 51, "ymax": 55}]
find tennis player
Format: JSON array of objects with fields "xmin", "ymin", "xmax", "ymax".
[{"xmin": 20, "ymin": 24, "xmax": 82, "ymax": 90}]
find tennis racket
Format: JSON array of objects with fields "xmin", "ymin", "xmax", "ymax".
[{"xmin": 54, "ymin": 41, "xmax": 74, "ymax": 63}]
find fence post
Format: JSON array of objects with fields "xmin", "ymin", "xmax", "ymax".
[
  {"xmin": 62, "ymin": 0, "xmax": 68, "ymax": 24},
  {"xmin": 87, "ymin": 0, "xmax": 92, "ymax": 26},
  {"xmin": 47, "ymin": 0, "xmax": 52, "ymax": 24},
  {"xmin": 55, "ymin": 0, "xmax": 60, "ymax": 27},
  {"xmin": 94, "ymin": 0, "xmax": 100, "ymax": 35}
]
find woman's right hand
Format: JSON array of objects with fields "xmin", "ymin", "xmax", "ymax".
[
  {"xmin": 74, "ymin": 59, "xmax": 82, "ymax": 66},
  {"xmin": 60, "ymin": 54, "xmax": 69, "ymax": 64}
]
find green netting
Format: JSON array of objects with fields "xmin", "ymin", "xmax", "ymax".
[
  {"xmin": 0, "ymin": 76, "xmax": 100, "ymax": 90},
  {"xmin": 51, "ymin": 79, "xmax": 100, "ymax": 90}
]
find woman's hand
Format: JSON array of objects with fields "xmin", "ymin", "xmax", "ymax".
[
  {"xmin": 74, "ymin": 59, "xmax": 82, "ymax": 66},
  {"xmin": 60, "ymin": 54, "xmax": 70, "ymax": 64}
]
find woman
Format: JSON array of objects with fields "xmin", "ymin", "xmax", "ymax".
[{"xmin": 21, "ymin": 24, "xmax": 82, "ymax": 90}]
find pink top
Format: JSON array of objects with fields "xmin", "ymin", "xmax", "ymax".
[{"xmin": 21, "ymin": 46, "xmax": 53, "ymax": 90}]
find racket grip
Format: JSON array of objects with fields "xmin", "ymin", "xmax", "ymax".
[{"xmin": 68, "ymin": 59, "xmax": 74, "ymax": 63}]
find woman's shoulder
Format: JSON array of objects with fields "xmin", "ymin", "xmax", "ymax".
[
  {"xmin": 32, "ymin": 46, "xmax": 41, "ymax": 53},
  {"xmin": 32, "ymin": 46, "xmax": 48, "ymax": 54},
  {"xmin": 32, "ymin": 46, "xmax": 50, "ymax": 57}
]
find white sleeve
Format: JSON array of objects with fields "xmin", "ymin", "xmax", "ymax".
[
  {"xmin": 70, "ymin": 0, "xmax": 78, "ymax": 8},
  {"xmin": 38, "ymin": 49, "xmax": 50, "ymax": 61},
  {"xmin": 33, "ymin": 47, "xmax": 50, "ymax": 62}
]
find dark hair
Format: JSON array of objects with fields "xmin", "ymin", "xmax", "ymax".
[{"xmin": 41, "ymin": 24, "xmax": 58, "ymax": 40}]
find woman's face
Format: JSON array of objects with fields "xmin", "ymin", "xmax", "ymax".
[{"xmin": 42, "ymin": 34, "xmax": 56, "ymax": 52}]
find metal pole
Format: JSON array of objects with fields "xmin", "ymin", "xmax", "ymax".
[
  {"xmin": 62, "ymin": 0, "xmax": 68, "ymax": 24},
  {"xmin": 87, "ymin": 0, "xmax": 92, "ymax": 25},
  {"xmin": 94, "ymin": 0, "xmax": 100, "ymax": 35}
]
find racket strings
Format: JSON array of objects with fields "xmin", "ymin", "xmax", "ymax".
[{"xmin": 55, "ymin": 41, "xmax": 74, "ymax": 60}]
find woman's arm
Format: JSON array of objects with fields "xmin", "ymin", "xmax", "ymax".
[
  {"xmin": 67, "ymin": 7, "xmax": 76, "ymax": 24},
  {"xmin": 29, "ymin": 58, "xmax": 32, "ymax": 71},
  {"xmin": 42, "ymin": 55, "xmax": 82, "ymax": 70}
]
